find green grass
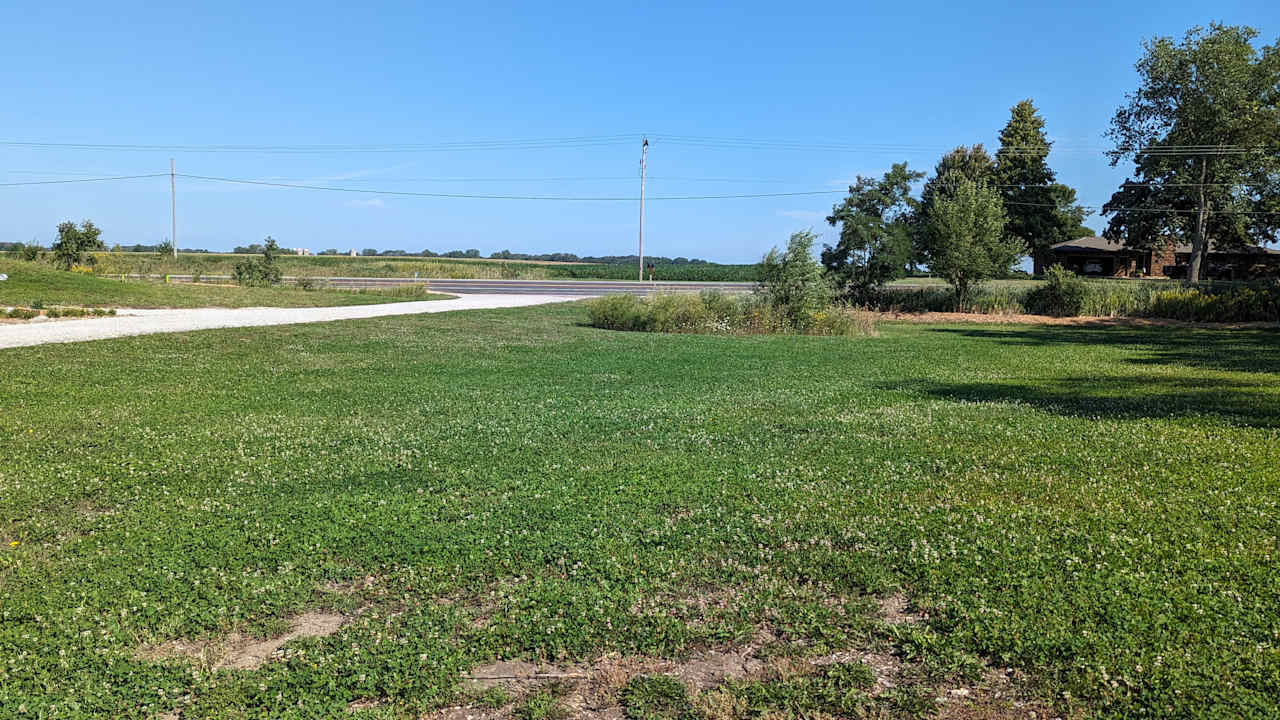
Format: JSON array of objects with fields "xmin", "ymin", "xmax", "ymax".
[
  {"xmin": 0, "ymin": 259, "xmax": 450, "ymax": 309},
  {"xmin": 1, "ymin": 303, "xmax": 1278, "ymax": 718}
]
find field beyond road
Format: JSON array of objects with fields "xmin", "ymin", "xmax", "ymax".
[
  {"xmin": 0, "ymin": 259, "xmax": 451, "ymax": 310},
  {"xmin": 1, "ymin": 304, "xmax": 1277, "ymax": 718}
]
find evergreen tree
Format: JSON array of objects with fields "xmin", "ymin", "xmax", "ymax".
[{"xmin": 994, "ymin": 100, "xmax": 1091, "ymax": 268}]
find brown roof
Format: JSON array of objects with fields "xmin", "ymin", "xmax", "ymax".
[
  {"xmin": 1051, "ymin": 236, "xmax": 1136, "ymax": 253},
  {"xmin": 1051, "ymin": 236, "xmax": 1280, "ymax": 255}
]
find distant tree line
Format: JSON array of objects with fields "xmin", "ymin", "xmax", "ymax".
[
  {"xmin": 230, "ymin": 246, "xmax": 718, "ymax": 264},
  {"xmin": 490, "ymin": 251, "xmax": 713, "ymax": 265}
]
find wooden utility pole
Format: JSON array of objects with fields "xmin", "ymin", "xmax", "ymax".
[
  {"xmin": 170, "ymin": 158, "xmax": 177, "ymax": 257},
  {"xmin": 638, "ymin": 137, "xmax": 647, "ymax": 281}
]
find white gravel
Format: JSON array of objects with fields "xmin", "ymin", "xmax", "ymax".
[{"xmin": 0, "ymin": 294, "xmax": 583, "ymax": 350}]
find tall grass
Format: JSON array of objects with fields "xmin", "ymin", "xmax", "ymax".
[
  {"xmin": 586, "ymin": 291, "xmax": 877, "ymax": 336},
  {"xmin": 863, "ymin": 278, "xmax": 1280, "ymax": 323}
]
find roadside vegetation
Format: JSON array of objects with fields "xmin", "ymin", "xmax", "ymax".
[
  {"xmin": 0, "ymin": 258, "xmax": 448, "ymax": 309},
  {"xmin": 588, "ymin": 232, "xmax": 877, "ymax": 337},
  {"xmin": 2, "ymin": 302, "xmax": 1277, "ymax": 718},
  {"xmin": 871, "ymin": 270, "xmax": 1280, "ymax": 322},
  {"xmin": 0, "ymin": 249, "xmax": 764, "ymax": 283}
]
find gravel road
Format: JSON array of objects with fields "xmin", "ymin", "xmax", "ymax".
[{"xmin": 0, "ymin": 294, "xmax": 581, "ymax": 350}]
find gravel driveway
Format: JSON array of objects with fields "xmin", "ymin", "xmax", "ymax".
[{"xmin": 0, "ymin": 294, "xmax": 582, "ymax": 350}]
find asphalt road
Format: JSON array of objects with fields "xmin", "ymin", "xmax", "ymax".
[{"xmin": 147, "ymin": 275, "xmax": 756, "ymax": 296}]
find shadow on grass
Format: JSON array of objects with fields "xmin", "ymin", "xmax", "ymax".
[
  {"xmin": 928, "ymin": 326, "xmax": 1280, "ymax": 375},
  {"xmin": 887, "ymin": 374, "xmax": 1280, "ymax": 428}
]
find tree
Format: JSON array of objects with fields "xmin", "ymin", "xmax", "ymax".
[
  {"xmin": 1104, "ymin": 23, "xmax": 1280, "ymax": 282},
  {"xmin": 759, "ymin": 230, "xmax": 831, "ymax": 327},
  {"xmin": 994, "ymin": 100, "xmax": 1092, "ymax": 265},
  {"xmin": 823, "ymin": 162, "xmax": 924, "ymax": 297},
  {"xmin": 232, "ymin": 237, "xmax": 283, "ymax": 287},
  {"xmin": 920, "ymin": 171, "xmax": 1017, "ymax": 302},
  {"xmin": 361, "ymin": 248, "xmax": 378, "ymax": 256},
  {"xmin": 914, "ymin": 145, "xmax": 997, "ymax": 265},
  {"xmin": 51, "ymin": 220, "xmax": 104, "ymax": 270}
]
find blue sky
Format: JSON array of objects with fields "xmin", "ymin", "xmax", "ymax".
[{"xmin": 1, "ymin": 1, "xmax": 1276, "ymax": 263}]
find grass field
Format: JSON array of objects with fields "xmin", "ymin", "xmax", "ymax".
[
  {"xmin": 0, "ymin": 260, "xmax": 449, "ymax": 309},
  {"xmin": 1, "ymin": 303, "xmax": 1277, "ymax": 718},
  {"xmin": 38, "ymin": 252, "xmax": 764, "ymax": 283}
]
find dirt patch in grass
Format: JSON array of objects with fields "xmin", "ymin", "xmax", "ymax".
[
  {"xmin": 140, "ymin": 611, "xmax": 351, "ymax": 670},
  {"xmin": 438, "ymin": 589, "xmax": 1062, "ymax": 720},
  {"xmin": 877, "ymin": 591, "xmax": 924, "ymax": 626}
]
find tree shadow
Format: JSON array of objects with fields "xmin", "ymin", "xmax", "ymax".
[
  {"xmin": 886, "ymin": 374, "xmax": 1280, "ymax": 428},
  {"xmin": 927, "ymin": 325, "xmax": 1280, "ymax": 376}
]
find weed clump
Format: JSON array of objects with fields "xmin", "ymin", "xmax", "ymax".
[{"xmin": 619, "ymin": 675, "xmax": 695, "ymax": 720}]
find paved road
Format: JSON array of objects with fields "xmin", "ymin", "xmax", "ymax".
[
  {"xmin": 0, "ymin": 294, "xmax": 579, "ymax": 350},
  {"xmin": 137, "ymin": 275, "xmax": 755, "ymax": 296}
]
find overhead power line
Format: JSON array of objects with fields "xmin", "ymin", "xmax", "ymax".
[
  {"xmin": 0, "ymin": 136, "xmax": 635, "ymax": 154},
  {"xmin": 0, "ymin": 173, "xmax": 169, "ymax": 187},
  {"xmin": 174, "ymin": 173, "xmax": 847, "ymax": 200}
]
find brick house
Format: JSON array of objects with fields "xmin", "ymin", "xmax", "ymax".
[{"xmin": 1037, "ymin": 236, "xmax": 1280, "ymax": 279}]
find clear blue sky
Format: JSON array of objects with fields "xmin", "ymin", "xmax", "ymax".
[{"xmin": 1, "ymin": 1, "xmax": 1275, "ymax": 263}]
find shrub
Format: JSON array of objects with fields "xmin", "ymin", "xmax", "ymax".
[
  {"xmin": 760, "ymin": 230, "xmax": 832, "ymax": 328},
  {"xmin": 18, "ymin": 244, "xmax": 40, "ymax": 262},
  {"xmin": 232, "ymin": 237, "xmax": 283, "ymax": 287},
  {"xmin": 586, "ymin": 294, "xmax": 652, "ymax": 332},
  {"xmin": 5, "ymin": 307, "xmax": 39, "ymax": 319},
  {"xmin": 1024, "ymin": 265, "xmax": 1089, "ymax": 317}
]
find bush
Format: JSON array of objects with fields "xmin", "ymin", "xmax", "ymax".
[
  {"xmin": 1024, "ymin": 265, "xmax": 1089, "ymax": 317},
  {"xmin": 5, "ymin": 307, "xmax": 39, "ymax": 319},
  {"xmin": 232, "ymin": 237, "xmax": 283, "ymax": 287},
  {"xmin": 760, "ymin": 230, "xmax": 832, "ymax": 328},
  {"xmin": 586, "ymin": 294, "xmax": 652, "ymax": 332},
  {"xmin": 18, "ymin": 244, "xmax": 39, "ymax": 262}
]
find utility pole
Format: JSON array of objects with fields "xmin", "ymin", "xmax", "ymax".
[
  {"xmin": 170, "ymin": 158, "xmax": 177, "ymax": 258},
  {"xmin": 637, "ymin": 136, "xmax": 647, "ymax": 281}
]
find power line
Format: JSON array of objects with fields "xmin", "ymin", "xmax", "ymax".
[
  {"xmin": 0, "ymin": 173, "xmax": 169, "ymax": 187},
  {"xmin": 1003, "ymin": 200, "xmax": 1278, "ymax": 215},
  {"xmin": 0, "ymin": 169, "xmax": 1272, "ymax": 215},
  {"xmin": 175, "ymin": 173, "xmax": 847, "ymax": 200},
  {"xmin": 0, "ymin": 136, "xmax": 636, "ymax": 154}
]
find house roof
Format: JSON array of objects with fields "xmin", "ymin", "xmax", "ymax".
[
  {"xmin": 1051, "ymin": 236, "xmax": 1280, "ymax": 256},
  {"xmin": 1050, "ymin": 236, "xmax": 1135, "ymax": 254}
]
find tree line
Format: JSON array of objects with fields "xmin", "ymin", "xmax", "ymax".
[{"xmin": 824, "ymin": 23, "xmax": 1278, "ymax": 295}]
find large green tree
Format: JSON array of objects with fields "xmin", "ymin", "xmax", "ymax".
[
  {"xmin": 914, "ymin": 145, "xmax": 997, "ymax": 267},
  {"xmin": 920, "ymin": 171, "xmax": 1017, "ymax": 302},
  {"xmin": 50, "ymin": 220, "xmax": 104, "ymax": 270},
  {"xmin": 822, "ymin": 162, "xmax": 924, "ymax": 296},
  {"xmin": 994, "ymin": 100, "xmax": 1092, "ymax": 265},
  {"xmin": 1104, "ymin": 23, "xmax": 1280, "ymax": 282}
]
